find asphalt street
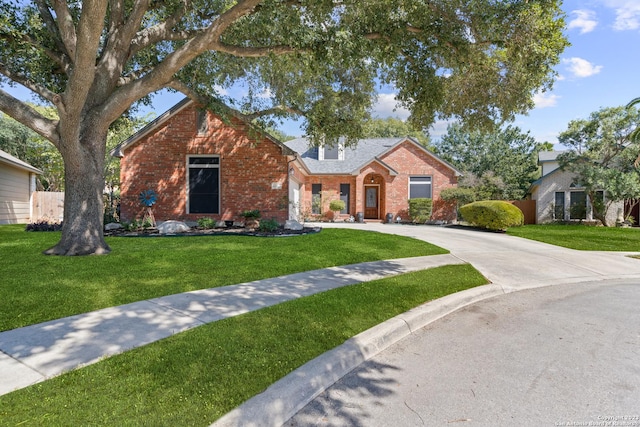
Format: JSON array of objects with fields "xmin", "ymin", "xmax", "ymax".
[{"xmin": 286, "ymin": 279, "xmax": 640, "ymax": 426}]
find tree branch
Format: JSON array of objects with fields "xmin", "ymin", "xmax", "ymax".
[
  {"xmin": 50, "ymin": 0, "xmax": 77, "ymax": 60},
  {"xmin": 0, "ymin": 64, "xmax": 60, "ymax": 103},
  {"xmin": 242, "ymin": 105, "xmax": 306, "ymax": 120},
  {"xmin": 214, "ymin": 43, "xmax": 301, "ymax": 57},
  {"xmin": 65, "ymin": 0, "xmax": 108, "ymax": 115},
  {"xmin": 166, "ymin": 79, "xmax": 305, "ymax": 121},
  {"xmin": 165, "ymin": 79, "xmax": 209, "ymax": 107},
  {"xmin": 0, "ymin": 89, "xmax": 59, "ymax": 146},
  {"xmin": 34, "ymin": 0, "xmax": 68, "ymax": 56}
]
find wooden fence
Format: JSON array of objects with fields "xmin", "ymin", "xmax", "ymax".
[
  {"xmin": 508, "ymin": 200, "xmax": 536, "ymax": 225},
  {"xmin": 31, "ymin": 191, "xmax": 64, "ymax": 222}
]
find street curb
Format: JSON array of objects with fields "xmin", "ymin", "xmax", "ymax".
[{"xmin": 211, "ymin": 283, "xmax": 505, "ymax": 427}]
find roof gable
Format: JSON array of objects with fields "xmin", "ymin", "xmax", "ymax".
[
  {"xmin": 111, "ymin": 98, "xmax": 294, "ymax": 157},
  {"xmin": 285, "ymin": 137, "xmax": 462, "ymax": 176}
]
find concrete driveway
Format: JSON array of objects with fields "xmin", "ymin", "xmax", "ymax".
[
  {"xmin": 214, "ymin": 223, "xmax": 640, "ymax": 427},
  {"xmin": 317, "ymin": 223, "xmax": 640, "ymax": 291},
  {"xmin": 286, "ymin": 224, "xmax": 640, "ymax": 426}
]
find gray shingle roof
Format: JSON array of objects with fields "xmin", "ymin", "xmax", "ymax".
[{"xmin": 284, "ymin": 137, "xmax": 461, "ymax": 176}]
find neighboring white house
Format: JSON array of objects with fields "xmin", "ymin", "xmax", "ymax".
[
  {"xmin": 0, "ymin": 149, "xmax": 41, "ymax": 224},
  {"xmin": 528, "ymin": 151, "xmax": 623, "ymax": 225}
]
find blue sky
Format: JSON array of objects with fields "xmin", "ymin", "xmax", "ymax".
[
  {"xmin": 365, "ymin": 0, "xmax": 640, "ymax": 146},
  {"xmin": 3, "ymin": 0, "xmax": 639, "ymax": 147}
]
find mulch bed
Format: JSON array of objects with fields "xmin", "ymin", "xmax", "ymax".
[{"xmin": 103, "ymin": 226, "xmax": 322, "ymax": 237}]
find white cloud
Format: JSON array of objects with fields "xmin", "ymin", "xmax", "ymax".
[
  {"xmin": 563, "ymin": 57, "xmax": 603, "ymax": 78},
  {"xmin": 533, "ymin": 92, "xmax": 560, "ymax": 108},
  {"xmin": 372, "ymin": 93, "xmax": 410, "ymax": 120},
  {"xmin": 568, "ymin": 9, "xmax": 598, "ymax": 34},
  {"xmin": 428, "ymin": 119, "xmax": 453, "ymax": 141},
  {"xmin": 601, "ymin": 0, "xmax": 640, "ymax": 30}
]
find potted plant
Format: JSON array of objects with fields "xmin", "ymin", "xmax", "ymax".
[
  {"xmin": 329, "ymin": 199, "xmax": 346, "ymax": 222},
  {"xmin": 241, "ymin": 209, "xmax": 261, "ymax": 229}
]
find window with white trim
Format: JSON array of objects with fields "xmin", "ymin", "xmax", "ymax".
[
  {"xmin": 188, "ymin": 156, "xmax": 220, "ymax": 214},
  {"xmin": 319, "ymin": 143, "xmax": 343, "ymax": 160},
  {"xmin": 409, "ymin": 176, "xmax": 432, "ymax": 199}
]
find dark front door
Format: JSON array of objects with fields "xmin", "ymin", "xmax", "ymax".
[{"xmin": 364, "ymin": 185, "xmax": 379, "ymax": 219}]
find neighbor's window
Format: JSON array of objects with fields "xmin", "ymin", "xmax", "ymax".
[
  {"xmin": 409, "ymin": 176, "xmax": 432, "ymax": 199},
  {"xmin": 188, "ymin": 156, "xmax": 219, "ymax": 214},
  {"xmin": 554, "ymin": 192, "xmax": 565, "ymax": 220},
  {"xmin": 569, "ymin": 191, "xmax": 587, "ymax": 220}
]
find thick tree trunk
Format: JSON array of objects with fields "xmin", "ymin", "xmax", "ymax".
[{"xmin": 44, "ymin": 128, "xmax": 111, "ymax": 255}]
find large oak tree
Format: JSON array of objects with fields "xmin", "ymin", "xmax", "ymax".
[{"xmin": 0, "ymin": 0, "xmax": 567, "ymax": 255}]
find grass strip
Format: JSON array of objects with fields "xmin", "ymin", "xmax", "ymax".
[
  {"xmin": 0, "ymin": 264, "xmax": 487, "ymax": 426},
  {"xmin": 506, "ymin": 224, "xmax": 640, "ymax": 251},
  {"xmin": 0, "ymin": 225, "xmax": 446, "ymax": 331}
]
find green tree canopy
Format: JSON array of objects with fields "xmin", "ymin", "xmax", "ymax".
[
  {"xmin": 433, "ymin": 123, "xmax": 548, "ymax": 200},
  {"xmin": 0, "ymin": 0, "xmax": 567, "ymax": 255},
  {"xmin": 361, "ymin": 117, "xmax": 430, "ymax": 147},
  {"xmin": 558, "ymin": 105, "xmax": 640, "ymax": 226}
]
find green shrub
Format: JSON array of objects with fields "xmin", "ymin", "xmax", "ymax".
[
  {"xmin": 197, "ymin": 217, "xmax": 215, "ymax": 229},
  {"xmin": 439, "ymin": 187, "xmax": 476, "ymax": 206},
  {"xmin": 329, "ymin": 199, "xmax": 345, "ymax": 213},
  {"xmin": 459, "ymin": 200, "xmax": 524, "ymax": 231},
  {"xmin": 408, "ymin": 198, "xmax": 433, "ymax": 223},
  {"xmin": 241, "ymin": 209, "xmax": 261, "ymax": 219},
  {"xmin": 258, "ymin": 218, "xmax": 279, "ymax": 232}
]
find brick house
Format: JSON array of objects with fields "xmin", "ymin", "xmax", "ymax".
[
  {"xmin": 113, "ymin": 98, "xmax": 461, "ymax": 224},
  {"xmin": 285, "ymin": 137, "xmax": 461, "ymax": 222},
  {"xmin": 529, "ymin": 151, "xmax": 623, "ymax": 224}
]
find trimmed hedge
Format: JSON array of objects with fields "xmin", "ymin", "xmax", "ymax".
[
  {"xmin": 459, "ymin": 200, "xmax": 524, "ymax": 231},
  {"xmin": 409, "ymin": 198, "xmax": 433, "ymax": 223}
]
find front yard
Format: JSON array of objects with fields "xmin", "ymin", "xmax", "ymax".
[
  {"xmin": 3, "ymin": 223, "xmax": 639, "ymax": 425},
  {"xmin": 506, "ymin": 224, "xmax": 640, "ymax": 251},
  {"xmin": 0, "ymin": 224, "xmax": 446, "ymax": 332},
  {"xmin": 0, "ymin": 224, "xmax": 487, "ymax": 426}
]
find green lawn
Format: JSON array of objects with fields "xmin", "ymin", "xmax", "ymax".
[
  {"xmin": 506, "ymin": 224, "xmax": 640, "ymax": 251},
  {"xmin": 0, "ymin": 264, "xmax": 487, "ymax": 426},
  {"xmin": 0, "ymin": 224, "xmax": 447, "ymax": 332}
]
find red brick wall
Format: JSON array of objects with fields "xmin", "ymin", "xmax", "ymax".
[
  {"xmin": 380, "ymin": 141, "xmax": 459, "ymax": 221},
  {"xmin": 120, "ymin": 105, "xmax": 290, "ymax": 223},
  {"xmin": 295, "ymin": 140, "xmax": 458, "ymax": 222}
]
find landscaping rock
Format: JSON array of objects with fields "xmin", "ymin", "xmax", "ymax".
[
  {"xmin": 284, "ymin": 220, "xmax": 304, "ymax": 231},
  {"xmin": 215, "ymin": 220, "xmax": 227, "ymax": 228},
  {"xmin": 105, "ymin": 222, "xmax": 123, "ymax": 231},
  {"xmin": 158, "ymin": 220, "xmax": 190, "ymax": 234}
]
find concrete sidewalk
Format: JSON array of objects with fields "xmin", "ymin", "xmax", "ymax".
[
  {"xmin": 0, "ymin": 252, "xmax": 463, "ymax": 396},
  {"xmin": 213, "ymin": 223, "xmax": 640, "ymax": 427}
]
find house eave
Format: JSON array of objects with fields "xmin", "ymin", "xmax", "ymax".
[
  {"xmin": 0, "ymin": 149, "xmax": 42, "ymax": 174},
  {"xmin": 111, "ymin": 98, "xmax": 192, "ymax": 158},
  {"xmin": 379, "ymin": 137, "xmax": 464, "ymax": 177},
  {"xmin": 111, "ymin": 97, "xmax": 294, "ymax": 158},
  {"xmin": 351, "ymin": 157, "xmax": 399, "ymax": 176}
]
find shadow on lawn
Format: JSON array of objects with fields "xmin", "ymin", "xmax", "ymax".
[{"xmin": 0, "ymin": 258, "xmax": 416, "ymax": 395}]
